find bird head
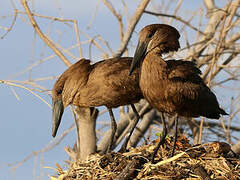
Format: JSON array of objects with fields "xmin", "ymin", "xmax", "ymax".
[{"xmin": 129, "ymin": 24, "xmax": 180, "ymax": 75}]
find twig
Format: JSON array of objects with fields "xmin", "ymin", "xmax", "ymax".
[
  {"xmin": 113, "ymin": 0, "xmax": 151, "ymax": 57},
  {"xmin": 195, "ymin": 119, "xmax": 240, "ymax": 132},
  {"xmin": 1, "ymin": 8, "xmax": 18, "ymax": 39},
  {"xmin": 9, "ymin": 44, "xmax": 79, "ymax": 79},
  {"xmin": 3, "ymin": 79, "xmax": 50, "ymax": 93},
  {"xmin": 102, "ymin": 0, "xmax": 124, "ymax": 41},
  {"xmin": 17, "ymin": 10, "xmax": 75, "ymax": 23},
  {"xmin": 167, "ymin": 0, "xmax": 182, "ymax": 25},
  {"xmin": 210, "ymin": 52, "xmax": 239, "ymax": 81},
  {"xmin": 144, "ymin": 10, "xmax": 205, "ymax": 35},
  {"xmin": 9, "ymin": 123, "xmax": 75, "ymax": 171},
  {"xmin": 121, "ymin": 0, "xmax": 129, "ymax": 23},
  {"xmin": 21, "ymin": 0, "xmax": 71, "ymax": 67},
  {"xmin": 0, "ymin": 80, "xmax": 51, "ymax": 108},
  {"xmin": 80, "ymin": 31, "xmax": 108, "ymax": 58},
  {"xmin": 96, "ymin": 35, "xmax": 114, "ymax": 55},
  {"xmin": 87, "ymin": 0, "xmax": 101, "ymax": 29},
  {"xmin": 73, "ymin": 20, "xmax": 83, "ymax": 58},
  {"xmin": 115, "ymin": 156, "xmax": 148, "ymax": 180}
]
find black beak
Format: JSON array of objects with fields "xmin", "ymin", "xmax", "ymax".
[
  {"xmin": 52, "ymin": 99, "xmax": 64, "ymax": 137},
  {"xmin": 129, "ymin": 41, "xmax": 147, "ymax": 75}
]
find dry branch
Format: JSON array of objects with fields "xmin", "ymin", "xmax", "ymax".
[
  {"xmin": 113, "ymin": 0, "xmax": 151, "ymax": 57},
  {"xmin": 1, "ymin": 8, "xmax": 18, "ymax": 39},
  {"xmin": 4, "ymin": 0, "xmax": 240, "ymax": 178},
  {"xmin": 53, "ymin": 137, "xmax": 240, "ymax": 179},
  {"xmin": 75, "ymin": 107, "xmax": 99, "ymax": 161},
  {"xmin": 97, "ymin": 101, "xmax": 151, "ymax": 153},
  {"xmin": 144, "ymin": 10, "xmax": 205, "ymax": 35},
  {"xmin": 0, "ymin": 80, "xmax": 51, "ymax": 108},
  {"xmin": 9, "ymin": 123, "xmax": 75, "ymax": 171},
  {"xmin": 21, "ymin": 0, "xmax": 71, "ymax": 67},
  {"xmin": 73, "ymin": 20, "xmax": 83, "ymax": 58},
  {"xmin": 232, "ymin": 141, "xmax": 240, "ymax": 154},
  {"xmin": 102, "ymin": 0, "xmax": 124, "ymax": 41}
]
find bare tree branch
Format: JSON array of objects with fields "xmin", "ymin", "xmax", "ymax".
[
  {"xmin": 102, "ymin": 0, "xmax": 124, "ymax": 41},
  {"xmin": 113, "ymin": 0, "xmax": 151, "ymax": 57},
  {"xmin": 1, "ymin": 8, "xmax": 18, "ymax": 39},
  {"xmin": 232, "ymin": 141, "xmax": 240, "ymax": 154},
  {"xmin": 75, "ymin": 107, "xmax": 98, "ymax": 161},
  {"xmin": 21, "ymin": 0, "xmax": 71, "ymax": 67},
  {"xmin": 203, "ymin": 0, "xmax": 215, "ymax": 11},
  {"xmin": 144, "ymin": 10, "xmax": 205, "ymax": 35},
  {"xmin": 73, "ymin": 20, "xmax": 83, "ymax": 58},
  {"xmin": 97, "ymin": 100, "xmax": 151, "ymax": 153},
  {"xmin": 9, "ymin": 123, "xmax": 75, "ymax": 171},
  {"xmin": 3, "ymin": 1, "xmax": 240, "ymax": 177}
]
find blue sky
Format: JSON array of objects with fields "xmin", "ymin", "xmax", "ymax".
[{"xmin": 1, "ymin": 0, "xmax": 237, "ymax": 179}]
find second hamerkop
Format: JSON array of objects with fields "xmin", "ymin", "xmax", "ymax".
[{"xmin": 129, "ymin": 24, "xmax": 228, "ymax": 161}]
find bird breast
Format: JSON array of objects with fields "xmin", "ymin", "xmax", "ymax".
[{"xmin": 140, "ymin": 56, "xmax": 203, "ymax": 116}]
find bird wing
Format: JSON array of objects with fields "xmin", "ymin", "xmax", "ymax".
[
  {"xmin": 165, "ymin": 60, "xmax": 226, "ymax": 118},
  {"xmin": 83, "ymin": 57, "xmax": 142, "ymax": 107},
  {"xmin": 166, "ymin": 60, "xmax": 202, "ymax": 83},
  {"xmin": 164, "ymin": 60, "xmax": 204, "ymax": 108}
]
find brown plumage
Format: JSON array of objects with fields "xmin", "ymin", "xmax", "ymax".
[
  {"xmin": 52, "ymin": 57, "xmax": 143, "ymax": 152},
  {"xmin": 129, "ymin": 24, "xmax": 228, "ymax": 162}
]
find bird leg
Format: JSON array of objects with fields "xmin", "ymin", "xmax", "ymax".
[
  {"xmin": 171, "ymin": 115, "xmax": 178, "ymax": 157},
  {"xmin": 151, "ymin": 113, "xmax": 167, "ymax": 163},
  {"xmin": 107, "ymin": 108, "xmax": 117, "ymax": 153},
  {"xmin": 119, "ymin": 104, "xmax": 141, "ymax": 152}
]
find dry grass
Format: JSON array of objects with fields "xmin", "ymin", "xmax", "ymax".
[{"xmin": 51, "ymin": 135, "xmax": 240, "ymax": 179}]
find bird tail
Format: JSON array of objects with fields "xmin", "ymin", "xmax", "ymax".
[
  {"xmin": 219, "ymin": 108, "xmax": 228, "ymax": 115},
  {"xmin": 205, "ymin": 107, "xmax": 228, "ymax": 119}
]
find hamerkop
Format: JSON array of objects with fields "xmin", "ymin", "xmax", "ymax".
[
  {"xmin": 129, "ymin": 24, "xmax": 228, "ymax": 162},
  {"xmin": 52, "ymin": 57, "xmax": 143, "ymax": 152}
]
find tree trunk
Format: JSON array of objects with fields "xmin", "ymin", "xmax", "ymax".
[
  {"xmin": 75, "ymin": 107, "xmax": 99, "ymax": 161},
  {"xmin": 232, "ymin": 141, "xmax": 240, "ymax": 154}
]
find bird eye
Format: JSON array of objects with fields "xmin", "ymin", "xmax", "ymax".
[
  {"xmin": 147, "ymin": 32, "xmax": 154, "ymax": 38},
  {"xmin": 56, "ymin": 88, "xmax": 62, "ymax": 95}
]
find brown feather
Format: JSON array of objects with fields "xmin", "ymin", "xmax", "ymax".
[
  {"xmin": 141, "ymin": 57, "xmax": 227, "ymax": 118},
  {"xmin": 133, "ymin": 24, "xmax": 227, "ymax": 119},
  {"xmin": 131, "ymin": 23, "xmax": 228, "ymax": 162},
  {"xmin": 52, "ymin": 57, "xmax": 143, "ymax": 141},
  {"xmin": 53, "ymin": 57, "xmax": 143, "ymax": 109}
]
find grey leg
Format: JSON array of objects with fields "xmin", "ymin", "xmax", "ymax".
[
  {"xmin": 151, "ymin": 113, "xmax": 167, "ymax": 163},
  {"xmin": 107, "ymin": 108, "xmax": 117, "ymax": 153},
  {"xmin": 171, "ymin": 115, "xmax": 178, "ymax": 157},
  {"xmin": 119, "ymin": 104, "xmax": 140, "ymax": 152}
]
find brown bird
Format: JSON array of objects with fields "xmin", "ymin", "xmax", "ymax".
[
  {"xmin": 129, "ymin": 24, "xmax": 228, "ymax": 162},
  {"xmin": 52, "ymin": 57, "xmax": 143, "ymax": 152}
]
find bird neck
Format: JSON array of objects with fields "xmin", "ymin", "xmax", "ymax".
[
  {"xmin": 140, "ymin": 52, "xmax": 167, "ymax": 89},
  {"xmin": 143, "ymin": 52, "xmax": 167, "ymax": 71}
]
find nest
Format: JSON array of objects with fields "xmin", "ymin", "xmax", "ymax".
[{"xmin": 52, "ymin": 136, "xmax": 240, "ymax": 180}]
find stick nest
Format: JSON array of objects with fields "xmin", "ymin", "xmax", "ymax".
[{"xmin": 52, "ymin": 136, "xmax": 240, "ymax": 180}]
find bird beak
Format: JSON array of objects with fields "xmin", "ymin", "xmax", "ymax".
[
  {"xmin": 52, "ymin": 99, "xmax": 64, "ymax": 137},
  {"xmin": 129, "ymin": 40, "xmax": 147, "ymax": 75}
]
